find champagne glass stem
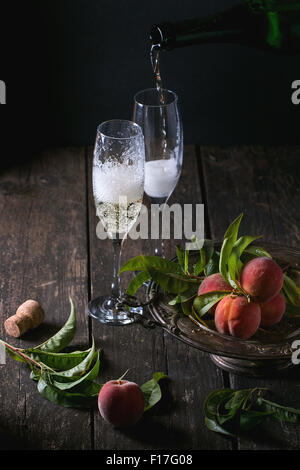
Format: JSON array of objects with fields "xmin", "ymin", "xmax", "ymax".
[
  {"xmin": 160, "ymin": 202, "xmax": 167, "ymax": 258},
  {"xmin": 111, "ymin": 237, "xmax": 123, "ymax": 298},
  {"xmin": 154, "ymin": 238, "xmax": 160, "ymax": 256},
  {"xmin": 160, "ymin": 238, "xmax": 165, "ymax": 258},
  {"xmin": 153, "ymin": 204, "xmax": 166, "ymax": 258}
]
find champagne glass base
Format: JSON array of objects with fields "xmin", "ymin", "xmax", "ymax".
[{"xmin": 87, "ymin": 296, "xmax": 142, "ymax": 325}]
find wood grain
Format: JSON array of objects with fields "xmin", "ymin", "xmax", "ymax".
[
  {"xmin": 0, "ymin": 145, "xmax": 299, "ymax": 450},
  {"xmin": 0, "ymin": 148, "xmax": 91, "ymax": 450}
]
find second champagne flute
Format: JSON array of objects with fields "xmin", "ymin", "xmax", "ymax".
[{"xmin": 133, "ymin": 88, "xmax": 183, "ymax": 257}]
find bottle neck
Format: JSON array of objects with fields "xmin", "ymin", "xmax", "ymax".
[
  {"xmin": 150, "ymin": 1, "xmax": 300, "ymax": 53},
  {"xmin": 150, "ymin": 4, "xmax": 253, "ymax": 50}
]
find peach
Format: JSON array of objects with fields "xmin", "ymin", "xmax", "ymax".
[
  {"xmin": 260, "ymin": 293, "xmax": 286, "ymax": 327},
  {"xmin": 98, "ymin": 380, "xmax": 144, "ymax": 427},
  {"xmin": 215, "ymin": 295, "xmax": 261, "ymax": 340},
  {"xmin": 240, "ymin": 257, "xmax": 283, "ymax": 303},
  {"xmin": 198, "ymin": 273, "xmax": 232, "ymax": 314}
]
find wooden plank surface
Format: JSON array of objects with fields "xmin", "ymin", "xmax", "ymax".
[
  {"xmin": 0, "ymin": 145, "xmax": 299, "ymax": 450},
  {"xmin": 200, "ymin": 145, "xmax": 300, "ymax": 450},
  {"xmin": 0, "ymin": 148, "xmax": 91, "ymax": 450}
]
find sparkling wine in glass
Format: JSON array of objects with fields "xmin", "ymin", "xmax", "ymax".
[
  {"xmin": 87, "ymin": 119, "xmax": 145, "ymax": 325},
  {"xmin": 133, "ymin": 88, "xmax": 183, "ymax": 256}
]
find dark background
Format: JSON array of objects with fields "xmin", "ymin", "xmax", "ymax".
[{"xmin": 1, "ymin": 0, "xmax": 299, "ymax": 166}]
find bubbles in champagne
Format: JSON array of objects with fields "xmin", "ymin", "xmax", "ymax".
[
  {"xmin": 93, "ymin": 162, "xmax": 144, "ymax": 237},
  {"xmin": 145, "ymin": 158, "xmax": 179, "ymax": 199}
]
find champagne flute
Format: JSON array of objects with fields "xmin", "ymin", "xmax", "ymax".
[
  {"xmin": 133, "ymin": 88, "xmax": 183, "ymax": 257},
  {"xmin": 87, "ymin": 119, "xmax": 145, "ymax": 325}
]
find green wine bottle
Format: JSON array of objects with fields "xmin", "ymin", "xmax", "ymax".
[{"xmin": 150, "ymin": 0, "xmax": 300, "ymax": 53}]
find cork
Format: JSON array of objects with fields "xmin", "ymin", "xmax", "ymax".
[{"xmin": 4, "ymin": 300, "xmax": 45, "ymax": 338}]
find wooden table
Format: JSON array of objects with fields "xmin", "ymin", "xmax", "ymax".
[{"xmin": 0, "ymin": 145, "xmax": 299, "ymax": 451}]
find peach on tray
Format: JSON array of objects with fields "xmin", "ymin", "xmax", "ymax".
[
  {"xmin": 198, "ymin": 273, "xmax": 232, "ymax": 314},
  {"xmin": 260, "ymin": 293, "xmax": 286, "ymax": 327},
  {"xmin": 240, "ymin": 256, "xmax": 284, "ymax": 303},
  {"xmin": 215, "ymin": 295, "xmax": 261, "ymax": 340}
]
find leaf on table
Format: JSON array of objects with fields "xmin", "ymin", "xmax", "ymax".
[
  {"xmin": 53, "ymin": 337, "xmax": 96, "ymax": 378},
  {"xmin": 141, "ymin": 372, "xmax": 168, "ymax": 412},
  {"xmin": 26, "ymin": 348, "xmax": 91, "ymax": 371},
  {"xmin": 205, "ymin": 416, "xmax": 234, "ymax": 437},
  {"xmin": 257, "ymin": 397, "xmax": 300, "ymax": 424},
  {"xmin": 239, "ymin": 409, "xmax": 274, "ymax": 431},
  {"xmin": 34, "ymin": 298, "xmax": 76, "ymax": 353},
  {"xmin": 37, "ymin": 374, "xmax": 101, "ymax": 409},
  {"xmin": 3, "ymin": 343, "xmax": 27, "ymax": 364},
  {"xmin": 219, "ymin": 389, "xmax": 253, "ymax": 425},
  {"xmin": 203, "ymin": 388, "xmax": 236, "ymax": 436},
  {"xmin": 51, "ymin": 351, "xmax": 101, "ymax": 391}
]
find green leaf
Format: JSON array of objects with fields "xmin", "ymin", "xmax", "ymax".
[
  {"xmin": 204, "ymin": 416, "xmax": 235, "ymax": 437},
  {"xmin": 51, "ymin": 351, "xmax": 101, "ymax": 391},
  {"xmin": 181, "ymin": 300, "xmax": 193, "ymax": 316},
  {"xmin": 26, "ymin": 348, "xmax": 91, "ymax": 371},
  {"xmin": 219, "ymin": 389, "xmax": 253, "ymax": 424},
  {"xmin": 204, "ymin": 389, "xmax": 235, "ymax": 420},
  {"xmin": 193, "ymin": 239, "xmax": 214, "ymax": 276},
  {"xmin": 219, "ymin": 214, "xmax": 243, "ymax": 283},
  {"xmin": 223, "ymin": 213, "xmax": 244, "ymax": 240},
  {"xmin": 176, "ymin": 245, "xmax": 185, "ymax": 271},
  {"xmin": 37, "ymin": 374, "xmax": 101, "ymax": 408},
  {"xmin": 219, "ymin": 238, "xmax": 235, "ymax": 283},
  {"xmin": 257, "ymin": 397, "xmax": 300, "ymax": 424},
  {"xmin": 206, "ymin": 251, "xmax": 220, "ymax": 276},
  {"xmin": 34, "ymin": 298, "xmax": 76, "ymax": 353},
  {"xmin": 30, "ymin": 367, "xmax": 41, "ymax": 381},
  {"xmin": 119, "ymin": 255, "xmax": 181, "ymax": 276},
  {"xmin": 282, "ymin": 274, "xmax": 300, "ymax": 307},
  {"xmin": 204, "ymin": 388, "xmax": 236, "ymax": 436},
  {"xmin": 243, "ymin": 245, "xmax": 272, "ymax": 259},
  {"xmin": 147, "ymin": 268, "xmax": 199, "ymax": 294},
  {"xmin": 228, "ymin": 235, "xmax": 261, "ymax": 288},
  {"xmin": 141, "ymin": 372, "xmax": 167, "ymax": 412},
  {"xmin": 239, "ymin": 409, "xmax": 274, "ymax": 431},
  {"xmin": 193, "ymin": 291, "xmax": 231, "ymax": 318},
  {"xmin": 284, "ymin": 302, "xmax": 300, "ymax": 316},
  {"xmin": 3, "ymin": 343, "xmax": 27, "ymax": 364},
  {"xmin": 168, "ymin": 287, "xmax": 198, "ymax": 306},
  {"xmin": 241, "ymin": 245, "xmax": 273, "ymax": 265},
  {"xmin": 54, "ymin": 337, "xmax": 96, "ymax": 378},
  {"xmin": 126, "ymin": 271, "xmax": 150, "ymax": 297},
  {"xmin": 184, "ymin": 249, "xmax": 189, "ymax": 274}
]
